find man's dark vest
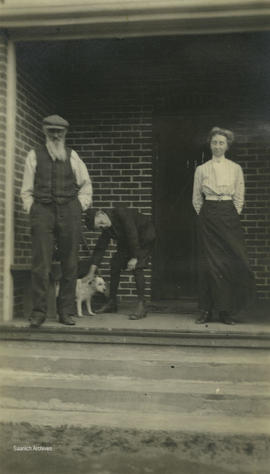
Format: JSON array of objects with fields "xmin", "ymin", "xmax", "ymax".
[{"xmin": 33, "ymin": 145, "xmax": 77, "ymax": 204}]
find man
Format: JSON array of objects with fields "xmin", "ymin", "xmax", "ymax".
[
  {"xmin": 21, "ymin": 114, "xmax": 92, "ymax": 327},
  {"xmin": 85, "ymin": 207, "xmax": 156, "ymax": 320}
]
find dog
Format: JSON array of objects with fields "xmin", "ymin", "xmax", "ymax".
[
  {"xmin": 55, "ymin": 275, "xmax": 106, "ymax": 317},
  {"xmin": 76, "ymin": 275, "xmax": 106, "ymax": 317}
]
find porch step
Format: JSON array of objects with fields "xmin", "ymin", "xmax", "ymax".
[
  {"xmin": 0, "ymin": 341, "xmax": 269, "ymax": 382},
  {"xmin": 0, "ymin": 354, "xmax": 269, "ymax": 383},
  {"xmin": 0, "ymin": 342, "xmax": 269, "ymax": 435},
  {"xmin": 1, "ymin": 322, "xmax": 270, "ymax": 348},
  {"xmin": 1, "ymin": 371, "xmax": 269, "ymax": 418}
]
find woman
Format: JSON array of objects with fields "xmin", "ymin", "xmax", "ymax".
[{"xmin": 192, "ymin": 126, "xmax": 255, "ymax": 325}]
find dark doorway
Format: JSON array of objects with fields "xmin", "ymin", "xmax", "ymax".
[{"xmin": 152, "ymin": 116, "xmax": 208, "ymax": 300}]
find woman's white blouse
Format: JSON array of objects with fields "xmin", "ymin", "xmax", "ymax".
[{"xmin": 192, "ymin": 158, "xmax": 245, "ymax": 215}]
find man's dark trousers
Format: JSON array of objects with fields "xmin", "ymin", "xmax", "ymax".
[
  {"xmin": 30, "ymin": 199, "xmax": 82, "ymax": 319},
  {"xmin": 110, "ymin": 245, "xmax": 153, "ymax": 300}
]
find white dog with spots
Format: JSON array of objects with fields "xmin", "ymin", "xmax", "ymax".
[
  {"xmin": 76, "ymin": 275, "xmax": 106, "ymax": 317},
  {"xmin": 55, "ymin": 275, "xmax": 106, "ymax": 317}
]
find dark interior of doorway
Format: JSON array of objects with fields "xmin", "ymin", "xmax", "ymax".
[{"xmin": 152, "ymin": 115, "xmax": 216, "ymax": 301}]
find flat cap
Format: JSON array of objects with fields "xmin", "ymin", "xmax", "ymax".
[{"xmin": 43, "ymin": 114, "xmax": 69, "ymax": 129}]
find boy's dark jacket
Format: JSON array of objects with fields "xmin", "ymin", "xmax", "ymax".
[{"xmin": 85, "ymin": 207, "xmax": 156, "ymax": 266}]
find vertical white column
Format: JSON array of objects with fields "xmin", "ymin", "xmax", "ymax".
[{"xmin": 3, "ymin": 39, "xmax": 16, "ymax": 322}]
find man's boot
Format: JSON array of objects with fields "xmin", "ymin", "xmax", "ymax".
[
  {"xmin": 59, "ymin": 314, "xmax": 76, "ymax": 325},
  {"xmin": 129, "ymin": 300, "xmax": 147, "ymax": 320},
  {"xmin": 96, "ymin": 297, "xmax": 118, "ymax": 314},
  {"xmin": 29, "ymin": 312, "xmax": 46, "ymax": 328}
]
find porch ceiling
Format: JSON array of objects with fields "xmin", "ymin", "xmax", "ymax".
[
  {"xmin": 15, "ymin": 32, "xmax": 270, "ymax": 117},
  {"xmin": 1, "ymin": 0, "xmax": 270, "ymax": 40}
]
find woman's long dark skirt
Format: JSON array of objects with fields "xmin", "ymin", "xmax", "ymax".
[{"xmin": 197, "ymin": 200, "xmax": 255, "ymax": 315}]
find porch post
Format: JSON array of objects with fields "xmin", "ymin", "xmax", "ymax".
[{"xmin": 3, "ymin": 38, "xmax": 16, "ymax": 321}]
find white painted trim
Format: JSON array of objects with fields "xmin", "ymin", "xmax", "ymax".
[
  {"xmin": 1, "ymin": 0, "xmax": 269, "ymax": 15},
  {"xmin": 1, "ymin": 0, "xmax": 270, "ymax": 37},
  {"xmin": 9, "ymin": 23, "xmax": 270, "ymax": 43},
  {"xmin": 3, "ymin": 40, "xmax": 16, "ymax": 322}
]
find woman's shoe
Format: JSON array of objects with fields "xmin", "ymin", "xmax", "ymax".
[
  {"xmin": 195, "ymin": 310, "xmax": 212, "ymax": 324},
  {"xmin": 219, "ymin": 311, "xmax": 236, "ymax": 325}
]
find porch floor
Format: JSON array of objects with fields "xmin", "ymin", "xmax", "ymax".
[{"xmin": 1, "ymin": 300, "xmax": 269, "ymax": 348}]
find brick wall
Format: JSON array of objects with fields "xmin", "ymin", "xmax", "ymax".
[
  {"xmin": 65, "ymin": 104, "xmax": 153, "ymax": 301},
  {"xmin": 0, "ymin": 33, "xmax": 8, "ymax": 317},
  {"xmin": 14, "ymin": 48, "xmax": 55, "ymax": 264},
  {"xmin": 12, "ymin": 35, "xmax": 270, "ymax": 316},
  {"xmin": 13, "ymin": 46, "xmax": 56, "ymax": 316},
  {"xmin": 60, "ymin": 36, "xmax": 270, "ymax": 301},
  {"xmin": 235, "ymin": 122, "xmax": 270, "ymax": 300}
]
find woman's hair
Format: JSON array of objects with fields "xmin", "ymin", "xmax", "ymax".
[{"xmin": 207, "ymin": 127, "xmax": 234, "ymax": 146}]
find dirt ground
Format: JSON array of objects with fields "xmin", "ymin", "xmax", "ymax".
[{"xmin": 0, "ymin": 422, "xmax": 269, "ymax": 474}]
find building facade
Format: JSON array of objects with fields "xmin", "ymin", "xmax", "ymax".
[{"xmin": 0, "ymin": 1, "xmax": 270, "ymax": 320}]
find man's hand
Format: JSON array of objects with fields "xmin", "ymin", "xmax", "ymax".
[
  {"xmin": 127, "ymin": 258, "xmax": 138, "ymax": 271},
  {"xmin": 86, "ymin": 264, "xmax": 98, "ymax": 282}
]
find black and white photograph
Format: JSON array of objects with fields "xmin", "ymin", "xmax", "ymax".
[{"xmin": 0, "ymin": 1, "xmax": 269, "ymax": 473}]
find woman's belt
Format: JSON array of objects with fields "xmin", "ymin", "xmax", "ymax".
[{"xmin": 205, "ymin": 196, "xmax": 232, "ymax": 201}]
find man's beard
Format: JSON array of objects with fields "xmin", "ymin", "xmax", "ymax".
[{"xmin": 46, "ymin": 138, "xmax": 67, "ymax": 161}]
